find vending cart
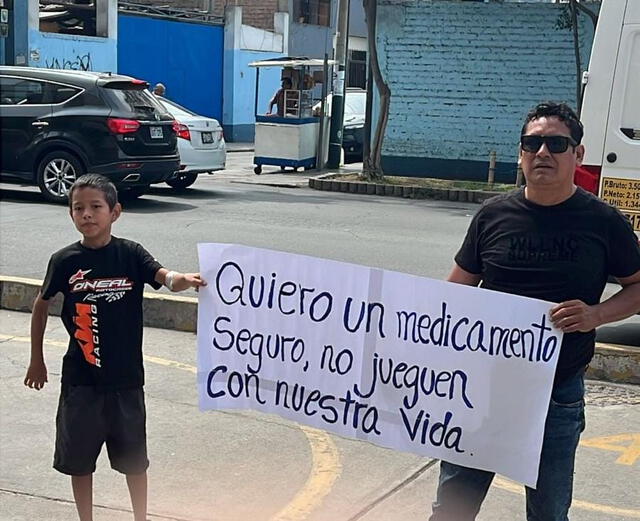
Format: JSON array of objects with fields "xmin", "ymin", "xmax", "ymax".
[{"xmin": 249, "ymin": 58, "xmax": 332, "ymax": 174}]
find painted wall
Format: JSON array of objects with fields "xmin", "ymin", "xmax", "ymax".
[
  {"xmin": 375, "ymin": 0, "xmax": 599, "ymax": 182},
  {"xmin": 24, "ymin": 0, "xmax": 117, "ymax": 72},
  {"xmin": 223, "ymin": 7, "xmax": 287, "ymax": 142},
  {"xmin": 118, "ymin": 15, "xmax": 224, "ymax": 122},
  {"xmin": 28, "ymin": 30, "xmax": 116, "ymax": 71}
]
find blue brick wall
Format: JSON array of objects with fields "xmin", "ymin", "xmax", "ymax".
[{"xmin": 376, "ymin": 0, "xmax": 599, "ymax": 182}]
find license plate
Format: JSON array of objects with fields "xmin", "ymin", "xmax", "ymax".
[
  {"xmin": 201, "ymin": 131, "xmax": 213, "ymax": 144},
  {"xmin": 150, "ymin": 126, "xmax": 163, "ymax": 139}
]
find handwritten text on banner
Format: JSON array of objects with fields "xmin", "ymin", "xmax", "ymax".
[{"xmin": 197, "ymin": 244, "xmax": 562, "ymax": 487}]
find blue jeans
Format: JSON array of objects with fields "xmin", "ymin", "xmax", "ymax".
[{"xmin": 429, "ymin": 370, "xmax": 586, "ymax": 521}]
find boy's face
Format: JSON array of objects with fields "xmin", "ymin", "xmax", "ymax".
[{"xmin": 69, "ymin": 187, "xmax": 121, "ymax": 247}]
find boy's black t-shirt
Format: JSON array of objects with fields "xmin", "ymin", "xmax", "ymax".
[
  {"xmin": 455, "ymin": 187, "xmax": 640, "ymax": 383},
  {"xmin": 41, "ymin": 237, "xmax": 163, "ymax": 389}
]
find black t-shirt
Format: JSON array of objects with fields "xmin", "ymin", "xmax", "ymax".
[
  {"xmin": 455, "ymin": 187, "xmax": 640, "ymax": 383},
  {"xmin": 41, "ymin": 237, "xmax": 162, "ymax": 389}
]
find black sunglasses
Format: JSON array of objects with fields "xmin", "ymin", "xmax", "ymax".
[{"xmin": 520, "ymin": 135, "xmax": 577, "ymax": 154}]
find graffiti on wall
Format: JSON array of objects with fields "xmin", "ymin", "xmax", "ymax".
[{"xmin": 44, "ymin": 53, "xmax": 93, "ymax": 71}]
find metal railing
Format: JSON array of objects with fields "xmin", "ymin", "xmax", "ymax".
[{"xmin": 117, "ymin": 1, "xmax": 223, "ymax": 24}]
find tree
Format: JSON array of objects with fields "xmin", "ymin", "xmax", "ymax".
[
  {"xmin": 557, "ymin": 1, "xmax": 598, "ymax": 111},
  {"xmin": 362, "ymin": 0, "xmax": 390, "ymax": 181}
]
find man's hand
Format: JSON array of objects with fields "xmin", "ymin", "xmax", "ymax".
[
  {"xmin": 24, "ymin": 361, "xmax": 48, "ymax": 390},
  {"xmin": 549, "ymin": 300, "xmax": 601, "ymax": 333}
]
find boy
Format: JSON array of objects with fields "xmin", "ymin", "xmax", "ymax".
[{"xmin": 24, "ymin": 174, "xmax": 206, "ymax": 521}]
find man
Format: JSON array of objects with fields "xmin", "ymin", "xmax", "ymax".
[
  {"xmin": 267, "ymin": 77, "xmax": 293, "ymax": 117},
  {"xmin": 152, "ymin": 83, "xmax": 166, "ymax": 97},
  {"xmin": 429, "ymin": 102, "xmax": 640, "ymax": 521}
]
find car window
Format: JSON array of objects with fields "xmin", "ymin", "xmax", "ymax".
[
  {"xmin": 0, "ymin": 77, "xmax": 47, "ymax": 105},
  {"xmin": 47, "ymin": 83, "xmax": 82, "ymax": 104},
  {"xmin": 106, "ymin": 86, "xmax": 166, "ymax": 114},
  {"xmin": 345, "ymin": 92, "xmax": 366, "ymax": 117},
  {"xmin": 157, "ymin": 97, "xmax": 198, "ymax": 118}
]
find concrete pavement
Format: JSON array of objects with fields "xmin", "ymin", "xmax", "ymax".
[{"xmin": 1, "ymin": 309, "xmax": 639, "ymax": 521}]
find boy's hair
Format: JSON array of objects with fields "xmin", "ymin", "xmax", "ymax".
[
  {"xmin": 68, "ymin": 174, "xmax": 118, "ymax": 210},
  {"xmin": 521, "ymin": 102, "xmax": 584, "ymax": 145}
]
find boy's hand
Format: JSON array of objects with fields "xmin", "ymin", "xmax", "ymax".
[
  {"xmin": 24, "ymin": 361, "xmax": 48, "ymax": 390},
  {"xmin": 175, "ymin": 272, "xmax": 207, "ymax": 292}
]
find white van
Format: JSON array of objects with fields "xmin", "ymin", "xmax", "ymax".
[{"xmin": 580, "ymin": 0, "xmax": 640, "ymax": 233}]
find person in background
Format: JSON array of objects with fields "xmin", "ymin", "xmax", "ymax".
[
  {"xmin": 267, "ymin": 77, "xmax": 292, "ymax": 117},
  {"xmin": 152, "ymin": 83, "xmax": 166, "ymax": 97}
]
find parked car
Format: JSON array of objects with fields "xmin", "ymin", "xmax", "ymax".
[
  {"xmin": 314, "ymin": 88, "xmax": 366, "ymax": 162},
  {"xmin": 0, "ymin": 66, "xmax": 179, "ymax": 203},
  {"xmin": 155, "ymin": 96, "xmax": 226, "ymax": 189}
]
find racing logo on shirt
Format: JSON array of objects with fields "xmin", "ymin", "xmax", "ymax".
[
  {"xmin": 68, "ymin": 268, "xmax": 133, "ymax": 303},
  {"xmin": 74, "ymin": 303, "xmax": 101, "ymax": 367}
]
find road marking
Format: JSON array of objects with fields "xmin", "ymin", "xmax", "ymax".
[
  {"xmin": 3, "ymin": 333, "xmax": 342, "ymax": 521},
  {"xmin": 493, "ymin": 477, "xmax": 640, "ymax": 519},
  {"xmin": 581, "ymin": 434, "xmax": 640, "ymax": 465}
]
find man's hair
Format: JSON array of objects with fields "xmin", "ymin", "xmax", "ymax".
[
  {"xmin": 521, "ymin": 101, "xmax": 584, "ymax": 144},
  {"xmin": 69, "ymin": 174, "xmax": 118, "ymax": 210},
  {"xmin": 282, "ymin": 77, "xmax": 292, "ymax": 87}
]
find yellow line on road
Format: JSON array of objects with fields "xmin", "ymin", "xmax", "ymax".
[
  {"xmin": 2, "ymin": 333, "xmax": 341, "ymax": 521},
  {"xmin": 493, "ymin": 477, "xmax": 640, "ymax": 519}
]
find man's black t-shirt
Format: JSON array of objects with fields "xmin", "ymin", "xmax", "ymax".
[
  {"xmin": 455, "ymin": 187, "xmax": 640, "ymax": 383},
  {"xmin": 41, "ymin": 237, "xmax": 162, "ymax": 389}
]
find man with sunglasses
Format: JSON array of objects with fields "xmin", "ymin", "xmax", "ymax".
[{"xmin": 429, "ymin": 102, "xmax": 640, "ymax": 521}]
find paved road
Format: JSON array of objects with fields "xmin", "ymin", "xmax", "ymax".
[
  {"xmin": 1, "ymin": 309, "xmax": 638, "ymax": 521},
  {"xmin": 1, "ymin": 152, "xmax": 638, "ymax": 347}
]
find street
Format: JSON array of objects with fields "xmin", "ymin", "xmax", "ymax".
[{"xmin": 1, "ymin": 152, "xmax": 639, "ymax": 520}]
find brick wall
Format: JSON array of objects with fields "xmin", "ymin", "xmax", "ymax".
[
  {"xmin": 123, "ymin": 0, "xmax": 280, "ymax": 30},
  {"xmin": 377, "ymin": 0, "xmax": 599, "ymax": 181}
]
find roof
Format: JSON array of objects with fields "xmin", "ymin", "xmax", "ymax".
[
  {"xmin": 0, "ymin": 66, "xmax": 144, "ymax": 87},
  {"xmin": 249, "ymin": 57, "xmax": 337, "ymax": 68}
]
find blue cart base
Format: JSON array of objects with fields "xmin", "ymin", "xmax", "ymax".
[{"xmin": 253, "ymin": 156, "xmax": 317, "ymax": 175}]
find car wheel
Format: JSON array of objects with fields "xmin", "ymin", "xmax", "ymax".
[
  {"xmin": 166, "ymin": 172, "xmax": 198, "ymax": 189},
  {"xmin": 36, "ymin": 151, "xmax": 84, "ymax": 204},
  {"xmin": 254, "ymin": 165, "xmax": 262, "ymax": 175}
]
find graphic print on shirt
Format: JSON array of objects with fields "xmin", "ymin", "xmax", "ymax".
[
  {"xmin": 68, "ymin": 267, "xmax": 134, "ymax": 303},
  {"xmin": 74, "ymin": 303, "xmax": 101, "ymax": 367},
  {"xmin": 508, "ymin": 234, "xmax": 579, "ymax": 263}
]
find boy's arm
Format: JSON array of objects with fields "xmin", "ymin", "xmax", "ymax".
[
  {"xmin": 155, "ymin": 268, "xmax": 207, "ymax": 293},
  {"xmin": 25, "ymin": 292, "xmax": 50, "ymax": 390}
]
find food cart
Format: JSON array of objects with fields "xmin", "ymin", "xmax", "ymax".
[{"xmin": 249, "ymin": 58, "xmax": 333, "ymax": 174}]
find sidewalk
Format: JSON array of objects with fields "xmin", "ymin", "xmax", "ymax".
[{"xmin": 1, "ymin": 308, "xmax": 639, "ymax": 521}]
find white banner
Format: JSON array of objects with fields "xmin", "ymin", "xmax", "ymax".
[{"xmin": 197, "ymin": 244, "xmax": 562, "ymax": 487}]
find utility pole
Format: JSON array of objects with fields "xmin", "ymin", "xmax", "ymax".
[{"xmin": 327, "ymin": 0, "xmax": 350, "ymax": 168}]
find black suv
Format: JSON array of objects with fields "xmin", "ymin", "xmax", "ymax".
[{"xmin": 0, "ymin": 67, "xmax": 179, "ymax": 203}]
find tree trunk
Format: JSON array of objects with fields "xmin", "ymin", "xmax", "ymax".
[{"xmin": 362, "ymin": 0, "xmax": 390, "ymax": 181}]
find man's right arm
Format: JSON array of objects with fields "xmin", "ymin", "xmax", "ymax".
[
  {"xmin": 25, "ymin": 292, "xmax": 50, "ymax": 390},
  {"xmin": 447, "ymin": 264, "xmax": 482, "ymax": 286}
]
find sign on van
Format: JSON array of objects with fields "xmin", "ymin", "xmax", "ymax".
[{"xmin": 600, "ymin": 177, "xmax": 640, "ymax": 231}]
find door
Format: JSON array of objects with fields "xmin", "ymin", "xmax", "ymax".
[
  {"xmin": 0, "ymin": 76, "xmax": 53, "ymax": 175},
  {"xmin": 600, "ymin": 16, "xmax": 640, "ymax": 231}
]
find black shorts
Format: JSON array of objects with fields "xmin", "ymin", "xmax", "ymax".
[{"xmin": 54, "ymin": 385, "xmax": 148, "ymax": 476}]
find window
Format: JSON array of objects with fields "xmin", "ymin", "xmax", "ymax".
[
  {"xmin": 48, "ymin": 83, "xmax": 82, "ymax": 104},
  {"xmin": 0, "ymin": 77, "xmax": 46, "ymax": 105},
  {"xmin": 293, "ymin": 0, "xmax": 331, "ymax": 27},
  {"xmin": 348, "ymin": 50, "xmax": 367, "ymax": 89},
  {"xmin": 39, "ymin": 0, "xmax": 105, "ymax": 38}
]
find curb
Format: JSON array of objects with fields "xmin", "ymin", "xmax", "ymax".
[
  {"xmin": 1, "ymin": 276, "xmax": 637, "ymax": 385},
  {"xmin": 309, "ymin": 173, "xmax": 503, "ymax": 203}
]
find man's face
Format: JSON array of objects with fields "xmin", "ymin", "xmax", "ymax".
[{"xmin": 519, "ymin": 116, "xmax": 584, "ymax": 189}]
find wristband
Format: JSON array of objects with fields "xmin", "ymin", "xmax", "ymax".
[{"xmin": 164, "ymin": 271, "xmax": 177, "ymax": 291}]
